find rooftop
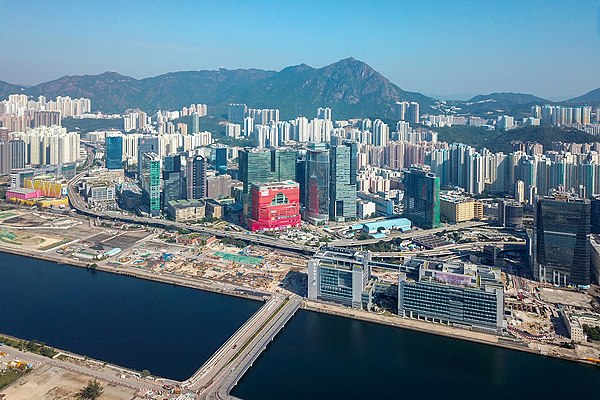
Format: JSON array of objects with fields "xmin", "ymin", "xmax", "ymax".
[
  {"xmin": 252, "ymin": 180, "xmax": 299, "ymax": 190},
  {"xmin": 406, "ymin": 258, "xmax": 502, "ymax": 290},
  {"xmin": 167, "ymin": 199, "xmax": 206, "ymax": 209}
]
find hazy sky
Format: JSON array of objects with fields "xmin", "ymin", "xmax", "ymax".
[{"xmin": 1, "ymin": 0, "xmax": 599, "ymax": 100}]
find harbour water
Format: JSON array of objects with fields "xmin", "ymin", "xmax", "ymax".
[
  {"xmin": 232, "ymin": 310, "xmax": 600, "ymax": 400},
  {"xmin": 0, "ymin": 252, "xmax": 261, "ymax": 381},
  {"xmin": 1, "ymin": 252, "xmax": 599, "ymax": 399}
]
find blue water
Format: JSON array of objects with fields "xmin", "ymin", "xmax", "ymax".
[
  {"xmin": 0, "ymin": 252, "xmax": 261, "ymax": 380},
  {"xmin": 2, "ymin": 252, "xmax": 599, "ymax": 400},
  {"xmin": 232, "ymin": 310, "xmax": 600, "ymax": 400}
]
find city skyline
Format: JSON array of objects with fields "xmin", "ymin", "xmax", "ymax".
[{"xmin": 0, "ymin": 0, "xmax": 599, "ymax": 100}]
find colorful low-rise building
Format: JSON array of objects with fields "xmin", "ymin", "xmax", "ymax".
[
  {"xmin": 247, "ymin": 180, "xmax": 301, "ymax": 232},
  {"xmin": 5, "ymin": 187, "xmax": 40, "ymax": 200},
  {"xmin": 24, "ymin": 175, "xmax": 68, "ymax": 198}
]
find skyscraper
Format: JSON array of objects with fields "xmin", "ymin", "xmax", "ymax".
[
  {"xmin": 408, "ymin": 102, "xmax": 420, "ymax": 124},
  {"xmin": 140, "ymin": 152, "xmax": 161, "ymax": 217},
  {"xmin": 186, "ymin": 155, "xmax": 207, "ymax": 199},
  {"xmin": 228, "ymin": 103, "xmax": 247, "ymax": 124},
  {"xmin": 305, "ymin": 143, "xmax": 330, "ymax": 222},
  {"xmin": 9, "ymin": 140, "xmax": 25, "ymax": 170},
  {"xmin": 238, "ymin": 148, "xmax": 298, "ymax": 217},
  {"xmin": 239, "ymin": 148, "xmax": 297, "ymax": 194},
  {"xmin": 162, "ymin": 155, "xmax": 184, "ymax": 206},
  {"xmin": 189, "ymin": 112, "xmax": 200, "ymax": 134},
  {"xmin": 403, "ymin": 165, "xmax": 441, "ymax": 229},
  {"xmin": 105, "ymin": 135, "xmax": 123, "ymax": 170},
  {"xmin": 0, "ymin": 141, "xmax": 10, "ymax": 175},
  {"xmin": 396, "ymin": 101, "xmax": 409, "ymax": 121},
  {"xmin": 137, "ymin": 136, "xmax": 159, "ymax": 177},
  {"xmin": 214, "ymin": 146, "xmax": 228, "ymax": 175},
  {"xmin": 330, "ymin": 141, "xmax": 357, "ymax": 221},
  {"xmin": 317, "ymin": 107, "xmax": 332, "ymax": 121},
  {"xmin": 372, "ymin": 119, "xmax": 389, "ymax": 146},
  {"xmin": 514, "ymin": 180, "xmax": 525, "ymax": 203},
  {"xmin": 591, "ymin": 195, "xmax": 600, "ymax": 234},
  {"xmin": 532, "ymin": 193, "xmax": 590, "ymax": 287}
]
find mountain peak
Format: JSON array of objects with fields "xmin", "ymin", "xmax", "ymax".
[{"xmin": 333, "ymin": 56, "xmax": 368, "ymax": 67}]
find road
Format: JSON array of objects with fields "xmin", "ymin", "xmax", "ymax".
[
  {"xmin": 202, "ymin": 295, "xmax": 302, "ymax": 400},
  {"xmin": 183, "ymin": 296, "xmax": 283, "ymax": 392},
  {"xmin": 177, "ymin": 294, "xmax": 301, "ymax": 399},
  {"xmin": 67, "ymin": 172, "xmax": 316, "ymax": 256}
]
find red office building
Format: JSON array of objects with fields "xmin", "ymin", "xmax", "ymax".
[{"xmin": 247, "ymin": 180, "xmax": 301, "ymax": 232}]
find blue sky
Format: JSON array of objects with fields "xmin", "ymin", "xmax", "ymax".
[{"xmin": 1, "ymin": 0, "xmax": 599, "ymax": 100}]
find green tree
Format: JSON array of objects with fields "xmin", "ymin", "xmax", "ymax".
[{"xmin": 77, "ymin": 380, "xmax": 103, "ymax": 399}]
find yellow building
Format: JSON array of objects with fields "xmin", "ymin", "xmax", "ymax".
[
  {"xmin": 440, "ymin": 196, "xmax": 483, "ymax": 223},
  {"xmin": 24, "ymin": 176, "xmax": 68, "ymax": 198}
]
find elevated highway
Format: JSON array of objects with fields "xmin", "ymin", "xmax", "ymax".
[{"xmin": 67, "ymin": 172, "xmax": 315, "ymax": 256}]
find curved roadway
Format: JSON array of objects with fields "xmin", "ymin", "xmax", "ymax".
[{"xmin": 67, "ymin": 172, "xmax": 316, "ymax": 256}]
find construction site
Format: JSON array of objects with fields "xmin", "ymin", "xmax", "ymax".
[{"xmin": 0, "ymin": 209, "xmax": 308, "ymax": 293}]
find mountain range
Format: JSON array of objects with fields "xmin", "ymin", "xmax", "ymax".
[
  {"xmin": 1, "ymin": 59, "xmax": 599, "ymax": 119},
  {"xmin": 0, "ymin": 58, "xmax": 433, "ymax": 119}
]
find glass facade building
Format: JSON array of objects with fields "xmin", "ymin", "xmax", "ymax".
[
  {"xmin": 305, "ymin": 143, "xmax": 330, "ymax": 222},
  {"xmin": 141, "ymin": 152, "xmax": 161, "ymax": 217},
  {"xmin": 329, "ymin": 141, "xmax": 357, "ymax": 222},
  {"xmin": 137, "ymin": 136, "xmax": 159, "ymax": 177},
  {"xmin": 239, "ymin": 148, "xmax": 297, "ymax": 216},
  {"xmin": 105, "ymin": 135, "xmax": 123, "ymax": 170},
  {"xmin": 214, "ymin": 146, "xmax": 227, "ymax": 175},
  {"xmin": 162, "ymin": 155, "xmax": 183, "ymax": 206},
  {"xmin": 403, "ymin": 165, "xmax": 441, "ymax": 229},
  {"xmin": 532, "ymin": 193, "xmax": 591, "ymax": 286},
  {"xmin": 186, "ymin": 156, "xmax": 207, "ymax": 200},
  {"xmin": 591, "ymin": 195, "xmax": 600, "ymax": 234},
  {"xmin": 239, "ymin": 148, "xmax": 298, "ymax": 194}
]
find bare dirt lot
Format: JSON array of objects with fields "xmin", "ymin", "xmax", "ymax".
[
  {"xmin": 539, "ymin": 287, "xmax": 593, "ymax": 309},
  {"xmin": 1, "ymin": 364, "xmax": 137, "ymax": 400}
]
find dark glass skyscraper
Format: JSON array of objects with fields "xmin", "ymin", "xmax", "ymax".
[
  {"xmin": 239, "ymin": 148, "xmax": 297, "ymax": 194},
  {"xmin": 403, "ymin": 165, "xmax": 441, "ymax": 229},
  {"xmin": 532, "ymin": 193, "xmax": 590, "ymax": 286},
  {"xmin": 186, "ymin": 156, "xmax": 207, "ymax": 199},
  {"xmin": 214, "ymin": 146, "xmax": 227, "ymax": 175},
  {"xmin": 330, "ymin": 141, "xmax": 357, "ymax": 221},
  {"xmin": 238, "ymin": 148, "xmax": 298, "ymax": 216},
  {"xmin": 105, "ymin": 135, "xmax": 123, "ymax": 170},
  {"xmin": 305, "ymin": 143, "xmax": 330, "ymax": 222},
  {"xmin": 296, "ymin": 156, "xmax": 307, "ymax": 206},
  {"xmin": 162, "ymin": 155, "xmax": 184, "ymax": 206},
  {"xmin": 591, "ymin": 195, "xmax": 600, "ymax": 234}
]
